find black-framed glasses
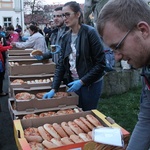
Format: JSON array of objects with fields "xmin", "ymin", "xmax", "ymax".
[
  {"xmin": 62, "ymin": 12, "xmax": 74, "ymax": 18},
  {"xmin": 53, "ymin": 15, "xmax": 62, "ymax": 18},
  {"xmin": 114, "ymin": 28, "xmax": 132, "ymax": 51}
]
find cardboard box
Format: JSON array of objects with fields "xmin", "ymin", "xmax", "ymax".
[
  {"xmin": 8, "ymin": 56, "xmax": 35, "ymax": 60},
  {"xmin": 8, "ymin": 49, "xmax": 33, "ymax": 56},
  {"xmin": 9, "ymin": 74, "xmax": 54, "ymax": 97},
  {"xmin": 13, "ymin": 110, "xmax": 130, "ymax": 150},
  {"xmin": 8, "ymin": 62, "xmax": 55, "ymax": 76},
  {"xmin": 11, "ymin": 86, "xmax": 79, "ymax": 111},
  {"xmin": 9, "ymin": 74, "xmax": 54, "ymax": 86},
  {"xmin": 8, "ymin": 98, "xmax": 80, "ymax": 120},
  {"xmin": 8, "ymin": 59, "xmax": 50, "ymax": 66}
]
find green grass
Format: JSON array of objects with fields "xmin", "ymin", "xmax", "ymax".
[{"xmin": 97, "ymin": 86, "xmax": 141, "ymax": 133}]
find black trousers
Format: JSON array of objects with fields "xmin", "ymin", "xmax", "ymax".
[{"xmin": 0, "ymin": 72, "xmax": 5, "ymax": 93}]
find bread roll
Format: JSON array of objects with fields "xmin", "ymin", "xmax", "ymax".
[
  {"xmin": 43, "ymin": 124, "xmax": 61, "ymax": 139},
  {"xmin": 56, "ymin": 109, "xmax": 74, "ymax": 115},
  {"xmin": 74, "ymin": 108, "xmax": 80, "ymax": 113},
  {"xmin": 78, "ymin": 133, "xmax": 92, "ymax": 142},
  {"xmin": 61, "ymin": 122, "xmax": 75, "ymax": 136},
  {"xmin": 36, "ymin": 92, "xmax": 47, "ymax": 99},
  {"xmin": 24, "ymin": 127, "xmax": 43, "ymax": 143},
  {"xmin": 29, "ymin": 142, "xmax": 45, "ymax": 149},
  {"xmin": 70, "ymin": 135, "xmax": 84, "ymax": 143},
  {"xmin": 74, "ymin": 119, "xmax": 90, "ymax": 133},
  {"xmin": 86, "ymin": 114, "xmax": 102, "ymax": 127},
  {"xmin": 12, "ymin": 79, "xmax": 24, "ymax": 84},
  {"xmin": 52, "ymin": 123, "xmax": 68, "ymax": 138},
  {"xmin": 79, "ymin": 117, "xmax": 95, "ymax": 130},
  {"xmin": 39, "ymin": 111, "xmax": 56, "ymax": 118},
  {"xmin": 22, "ymin": 114, "xmax": 39, "ymax": 119},
  {"xmin": 68, "ymin": 121, "xmax": 84, "ymax": 135},
  {"xmin": 88, "ymin": 131, "xmax": 92, "ymax": 139},
  {"xmin": 38, "ymin": 126, "xmax": 52, "ymax": 141},
  {"xmin": 54, "ymin": 92, "xmax": 69, "ymax": 98},
  {"xmin": 31, "ymin": 50, "xmax": 43, "ymax": 56},
  {"xmin": 61, "ymin": 137, "xmax": 74, "ymax": 145},
  {"xmin": 51, "ymin": 138, "xmax": 64, "ymax": 146},
  {"xmin": 15, "ymin": 92, "xmax": 32, "ymax": 101},
  {"xmin": 42, "ymin": 140, "xmax": 57, "ymax": 149}
]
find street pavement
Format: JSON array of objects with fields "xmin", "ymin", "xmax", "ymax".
[{"xmin": 0, "ymin": 71, "xmax": 18, "ymax": 150}]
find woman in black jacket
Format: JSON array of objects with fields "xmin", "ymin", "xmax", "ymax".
[{"xmin": 43, "ymin": 1, "xmax": 106, "ymax": 111}]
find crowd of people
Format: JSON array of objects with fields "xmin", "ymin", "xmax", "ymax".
[{"xmin": 1, "ymin": 0, "xmax": 150, "ymax": 149}]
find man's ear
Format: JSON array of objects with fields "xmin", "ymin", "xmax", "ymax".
[{"xmin": 137, "ymin": 21, "xmax": 150, "ymax": 38}]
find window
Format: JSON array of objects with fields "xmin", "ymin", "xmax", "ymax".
[{"xmin": 3, "ymin": 17, "xmax": 12, "ymax": 27}]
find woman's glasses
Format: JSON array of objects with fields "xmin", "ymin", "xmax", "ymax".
[
  {"xmin": 62, "ymin": 12, "xmax": 75, "ymax": 18},
  {"xmin": 53, "ymin": 15, "xmax": 63, "ymax": 18}
]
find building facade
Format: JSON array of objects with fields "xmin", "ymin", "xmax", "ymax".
[{"xmin": 0, "ymin": 0, "xmax": 24, "ymax": 30}]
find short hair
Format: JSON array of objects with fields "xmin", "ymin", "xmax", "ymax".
[
  {"xmin": 6, "ymin": 25, "xmax": 14, "ymax": 31},
  {"xmin": 97, "ymin": 0, "xmax": 150, "ymax": 36},
  {"xmin": 54, "ymin": 6, "xmax": 62, "ymax": 11},
  {"xmin": 29, "ymin": 25, "xmax": 38, "ymax": 33},
  {"xmin": 30, "ymin": 21, "xmax": 38, "ymax": 26}
]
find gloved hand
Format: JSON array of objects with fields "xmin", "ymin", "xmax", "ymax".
[
  {"xmin": 67, "ymin": 80, "xmax": 83, "ymax": 92},
  {"xmin": 50, "ymin": 45, "xmax": 61, "ymax": 54},
  {"xmin": 43, "ymin": 89, "xmax": 55, "ymax": 99},
  {"xmin": 33, "ymin": 55, "xmax": 43, "ymax": 60}
]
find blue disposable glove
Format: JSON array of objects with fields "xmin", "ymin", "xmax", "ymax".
[
  {"xmin": 33, "ymin": 55, "xmax": 43, "ymax": 60},
  {"xmin": 67, "ymin": 80, "xmax": 83, "ymax": 92},
  {"xmin": 50, "ymin": 45, "xmax": 61, "ymax": 54},
  {"xmin": 43, "ymin": 89, "xmax": 55, "ymax": 99}
]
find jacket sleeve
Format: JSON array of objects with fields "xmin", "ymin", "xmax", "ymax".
[
  {"xmin": 0, "ymin": 44, "xmax": 12, "ymax": 52},
  {"xmin": 42, "ymin": 51, "xmax": 52, "ymax": 59},
  {"xmin": 15, "ymin": 36, "xmax": 35, "ymax": 48},
  {"xmin": 51, "ymin": 35, "xmax": 69, "ymax": 91},
  {"xmin": 79, "ymin": 27, "xmax": 106, "ymax": 85}
]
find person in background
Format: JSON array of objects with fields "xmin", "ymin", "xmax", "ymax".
[
  {"xmin": 21, "ymin": 26, "xmax": 30, "ymax": 42},
  {"xmin": 30, "ymin": 21, "xmax": 43, "ymax": 35},
  {"xmin": 43, "ymin": 24, "xmax": 51, "ymax": 47},
  {"xmin": 15, "ymin": 24, "xmax": 22, "ymax": 34},
  {"xmin": 0, "ymin": 26, "xmax": 6, "ymax": 37},
  {"xmin": 34, "ymin": 6, "xmax": 69, "ymax": 65},
  {"xmin": 15, "ymin": 24, "xmax": 22, "ymax": 41},
  {"xmin": 97, "ymin": 0, "xmax": 150, "ymax": 149},
  {"xmin": 6, "ymin": 25, "xmax": 20, "ymax": 45},
  {"xmin": 0, "ymin": 36, "xmax": 12, "ymax": 96},
  {"xmin": 49, "ymin": 20, "xmax": 56, "ymax": 31},
  {"xmin": 11, "ymin": 25, "xmax": 48, "ymax": 53},
  {"xmin": 43, "ymin": 1, "xmax": 106, "ymax": 111}
]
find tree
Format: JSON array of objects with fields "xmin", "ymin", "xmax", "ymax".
[{"xmin": 24, "ymin": 0, "xmax": 52, "ymax": 24}]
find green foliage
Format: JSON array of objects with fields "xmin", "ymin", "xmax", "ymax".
[{"xmin": 97, "ymin": 86, "xmax": 141, "ymax": 133}]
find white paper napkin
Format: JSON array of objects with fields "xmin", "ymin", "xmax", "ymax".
[{"xmin": 93, "ymin": 127, "xmax": 124, "ymax": 147}]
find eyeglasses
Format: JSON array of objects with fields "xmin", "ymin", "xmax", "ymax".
[
  {"xmin": 114, "ymin": 28, "xmax": 132, "ymax": 51},
  {"xmin": 53, "ymin": 15, "xmax": 62, "ymax": 18},
  {"xmin": 62, "ymin": 12, "xmax": 74, "ymax": 18}
]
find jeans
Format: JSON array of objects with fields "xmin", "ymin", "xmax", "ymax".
[
  {"xmin": 127, "ymin": 86, "xmax": 150, "ymax": 150},
  {"xmin": 75, "ymin": 79, "xmax": 103, "ymax": 111}
]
